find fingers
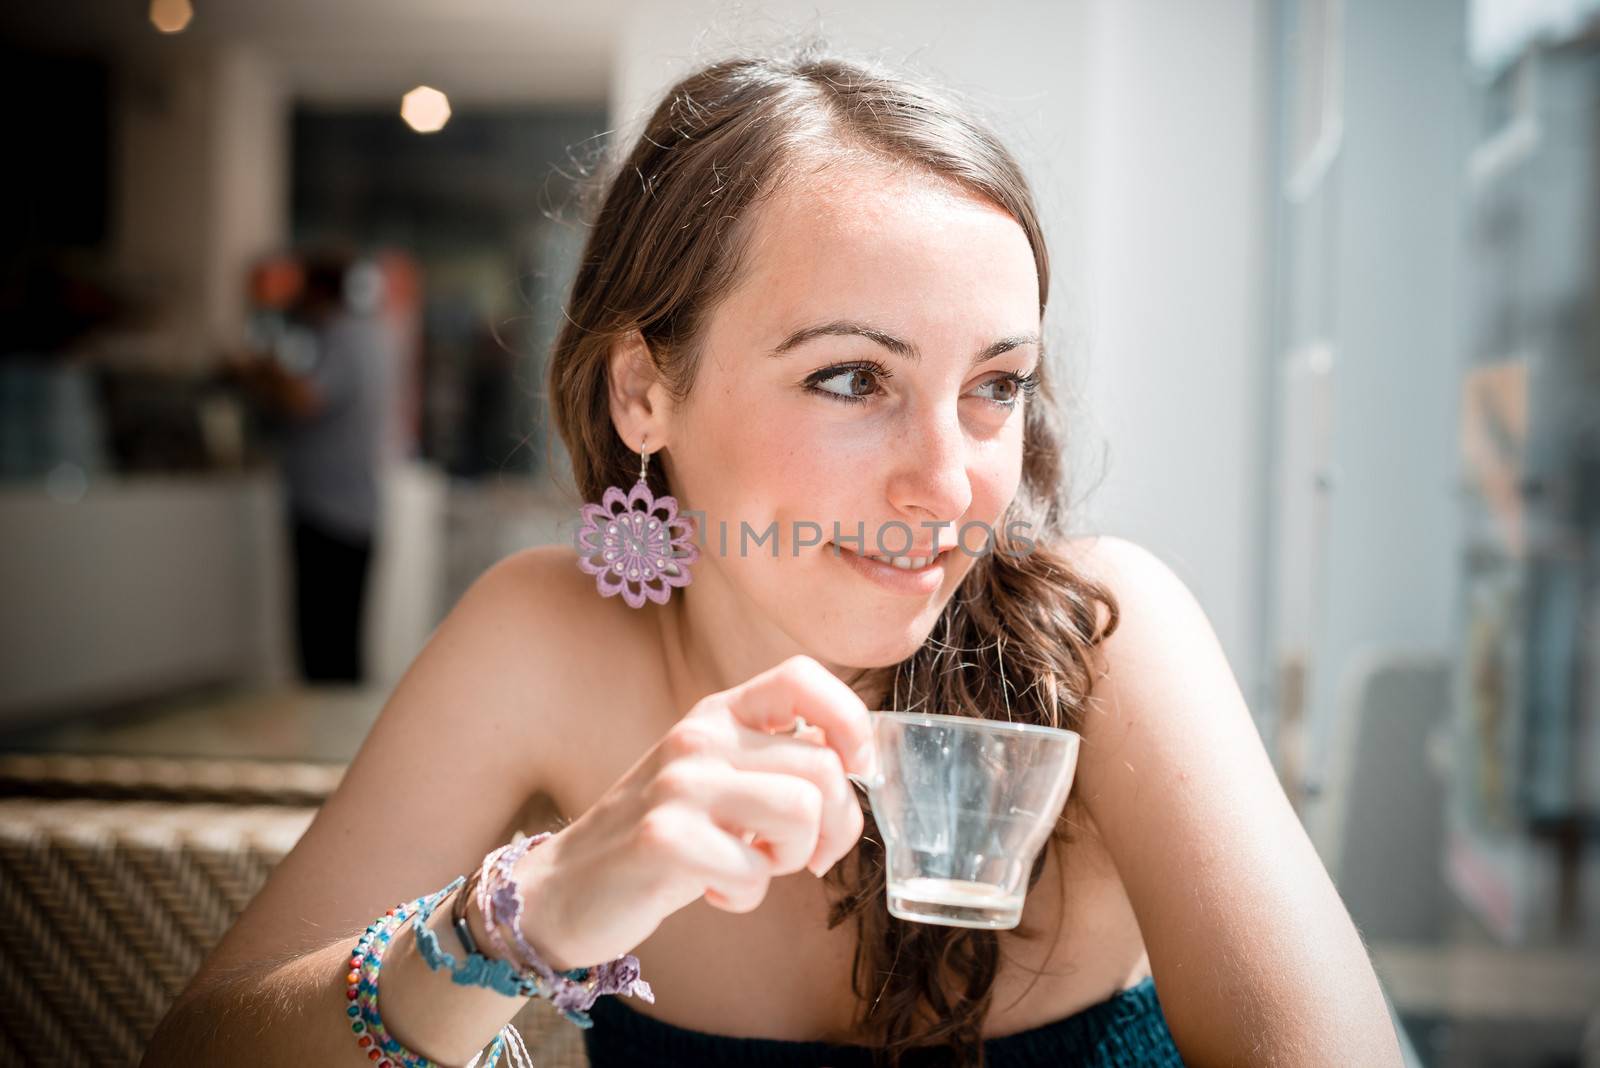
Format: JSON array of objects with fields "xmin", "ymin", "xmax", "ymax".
[
  {"xmin": 694, "ymin": 766, "xmax": 824, "ymax": 876},
  {"xmin": 634, "ymin": 803, "xmax": 773, "ymax": 914},
  {"xmin": 719, "ymin": 728, "xmax": 864, "ymax": 875},
  {"xmin": 649, "ymin": 656, "xmax": 873, "ymax": 888},
  {"xmin": 649, "ymin": 716, "xmax": 864, "ymax": 876},
  {"xmin": 714, "ymin": 655, "xmax": 876, "ymax": 778},
  {"xmin": 649, "ymin": 741, "xmax": 856, "ymax": 876}
]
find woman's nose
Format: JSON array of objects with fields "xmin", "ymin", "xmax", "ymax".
[{"xmin": 885, "ymin": 408, "xmax": 972, "ymax": 525}]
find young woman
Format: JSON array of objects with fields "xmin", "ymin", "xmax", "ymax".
[{"xmin": 144, "ymin": 45, "xmax": 1403, "ymax": 1068}]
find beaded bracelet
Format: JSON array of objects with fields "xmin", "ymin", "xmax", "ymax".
[
  {"xmin": 346, "ymin": 886, "xmax": 455, "ymax": 1068},
  {"xmin": 347, "ymin": 884, "xmax": 529, "ymax": 1068},
  {"xmin": 345, "ymin": 831, "xmax": 656, "ymax": 1068}
]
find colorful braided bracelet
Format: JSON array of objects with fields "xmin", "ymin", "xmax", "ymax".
[
  {"xmin": 347, "ymin": 882, "xmax": 529, "ymax": 1068},
  {"xmin": 345, "ymin": 837, "xmax": 655, "ymax": 1067},
  {"xmin": 346, "ymin": 885, "xmax": 452, "ymax": 1067}
]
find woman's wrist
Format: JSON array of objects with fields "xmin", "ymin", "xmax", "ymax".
[
  {"xmin": 372, "ymin": 884, "xmax": 524, "ymax": 1067},
  {"xmin": 465, "ymin": 831, "xmax": 579, "ymax": 973},
  {"xmin": 461, "ymin": 874, "xmax": 501, "ymax": 964}
]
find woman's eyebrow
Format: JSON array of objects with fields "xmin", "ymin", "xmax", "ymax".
[{"xmin": 767, "ymin": 319, "xmax": 1039, "ymax": 368}]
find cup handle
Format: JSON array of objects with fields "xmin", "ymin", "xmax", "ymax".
[
  {"xmin": 780, "ymin": 715, "xmax": 884, "ymax": 791},
  {"xmin": 848, "ymin": 715, "xmax": 885, "ymax": 791},
  {"xmin": 846, "ymin": 770, "xmax": 885, "ymax": 792}
]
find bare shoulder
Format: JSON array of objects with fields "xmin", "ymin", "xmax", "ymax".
[
  {"xmin": 1053, "ymin": 532, "xmax": 1241, "ymax": 758},
  {"xmin": 486, "ymin": 542, "xmax": 655, "ymax": 694},
  {"xmin": 402, "ymin": 541, "xmax": 625, "ymax": 769},
  {"xmin": 1056, "ymin": 532, "xmax": 1173, "ymax": 606},
  {"xmin": 1049, "ymin": 532, "xmax": 1247, "ymax": 860},
  {"xmin": 472, "ymin": 542, "xmax": 666, "ymax": 802},
  {"xmin": 484, "ymin": 541, "xmax": 662, "ymax": 651},
  {"xmin": 1056, "ymin": 534, "xmax": 1203, "ymax": 658}
]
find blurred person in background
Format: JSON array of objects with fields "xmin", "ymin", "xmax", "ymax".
[{"xmin": 229, "ymin": 248, "xmax": 396, "ymax": 683}]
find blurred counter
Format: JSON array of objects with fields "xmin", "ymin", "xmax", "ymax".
[
  {"xmin": 0, "ymin": 461, "xmax": 447, "ymax": 731},
  {"xmin": 0, "ymin": 683, "xmax": 385, "ymax": 764}
]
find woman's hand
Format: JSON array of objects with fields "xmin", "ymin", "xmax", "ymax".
[{"xmin": 506, "ymin": 654, "xmax": 876, "ymax": 971}]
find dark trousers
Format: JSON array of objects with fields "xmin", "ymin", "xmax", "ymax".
[{"xmin": 289, "ymin": 511, "xmax": 374, "ymax": 683}]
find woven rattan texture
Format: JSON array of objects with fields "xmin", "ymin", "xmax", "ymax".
[
  {"xmin": 0, "ymin": 753, "xmax": 346, "ymax": 806},
  {"xmin": 0, "ymin": 797, "xmax": 588, "ymax": 1067}
]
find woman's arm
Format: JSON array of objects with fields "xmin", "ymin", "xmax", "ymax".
[
  {"xmin": 141, "ymin": 547, "xmax": 583, "ymax": 1066},
  {"xmin": 139, "ymin": 896, "xmax": 551, "ymax": 1068},
  {"xmin": 1068, "ymin": 536, "xmax": 1402, "ymax": 1067}
]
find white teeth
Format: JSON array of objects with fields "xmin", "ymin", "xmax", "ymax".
[
  {"xmin": 872, "ymin": 554, "xmax": 932, "ymax": 569},
  {"xmin": 835, "ymin": 543, "xmax": 940, "ymax": 570}
]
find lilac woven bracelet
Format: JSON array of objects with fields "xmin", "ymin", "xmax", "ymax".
[
  {"xmin": 473, "ymin": 839, "xmax": 523, "ymax": 965},
  {"xmin": 478, "ymin": 830, "xmax": 655, "ymax": 1028}
]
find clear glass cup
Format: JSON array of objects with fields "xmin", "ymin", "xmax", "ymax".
[{"xmin": 849, "ymin": 711, "xmax": 1082, "ymax": 929}]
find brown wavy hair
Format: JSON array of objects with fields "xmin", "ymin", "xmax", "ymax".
[{"xmin": 545, "ymin": 41, "xmax": 1119, "ymax": 1068}]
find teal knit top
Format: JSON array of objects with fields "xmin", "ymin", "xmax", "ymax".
[{"xmin": 583, "ymin": 974, "xmax": 1185, "ymax": 1066}]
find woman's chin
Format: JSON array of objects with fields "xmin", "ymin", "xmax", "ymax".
[{"xmin": 801, "ymin": 610, "xmax": 942, "ymax": 670}]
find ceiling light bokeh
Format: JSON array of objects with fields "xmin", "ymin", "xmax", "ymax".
[
  {"xmin": 148, "ymin": 0, "xmax": 193, "ymax": 34},
  {"xmin": 400, "ymin": 85, "xmax": 451, "ymax": 134}
]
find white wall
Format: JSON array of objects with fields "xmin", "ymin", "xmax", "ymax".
[
  {"xmin": 204, "ymin": 47, "xmax": 291, "ymax": 354},
  {"xmin": 1080, "ymin": 0, "xmax": 1272, "ymax": 714},
  {"xmin": 610, "ymin": 0, "xmax": 1270, "ymax": 709},
  {"xmin": 1294, "ymin": 0, "xmax": 1472, "ymax": 848},
  {"xmin": 112, "ymin": 46, "xmax": 288, "ymax": 370}
]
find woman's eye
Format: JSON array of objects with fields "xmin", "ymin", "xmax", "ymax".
[
  {"xmin": 804, "ymin": 363, "xmax": 1039, "ymax": 408},
  {"xmin": 971, "ymin": 370, "xmax": 1040, "ymax": 409},
  {"xmin": 975, "ymin": 377, "xmax": 1020, "ymax": 405},
  {"xmin": 806, "ymin": 363, "xmax": 887, "ymax": 404}
]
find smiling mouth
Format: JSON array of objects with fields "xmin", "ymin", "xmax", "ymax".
[{"xmin": 828, "ymin": 542, "xmax": 952, "ymax": 571}]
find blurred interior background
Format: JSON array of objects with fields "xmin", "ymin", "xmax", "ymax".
[{"xmin": 0, "ymin": 1, "xmax": 1596, "ymax": 1065}]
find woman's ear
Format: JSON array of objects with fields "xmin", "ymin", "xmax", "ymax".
[{"xmin": 607, "ymin": 329, "xmax": 675, "ymax": 452}]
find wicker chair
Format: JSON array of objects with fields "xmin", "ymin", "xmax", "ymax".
[{"xmin": 0, "ymin": 755, "xmax": 587, "ymax": 1067}]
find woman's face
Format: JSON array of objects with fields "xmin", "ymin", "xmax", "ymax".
[{"xmin": 662, "ymin": 160, "xmax": 1042, "ymax": 668}]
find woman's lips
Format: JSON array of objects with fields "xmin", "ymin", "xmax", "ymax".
[{"xmin": 827, "ymin": 541, "xmax": 950, "ymax": 596}]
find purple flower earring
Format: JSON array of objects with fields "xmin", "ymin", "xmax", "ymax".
[{"xmin": 574, "ymin": 435, "xmax": 698, "ymax": 609}]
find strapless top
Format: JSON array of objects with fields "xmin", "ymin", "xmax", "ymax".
[{"xmin": 581, "ymin": 974, "xmax": 1185, "ymax": 1067}]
